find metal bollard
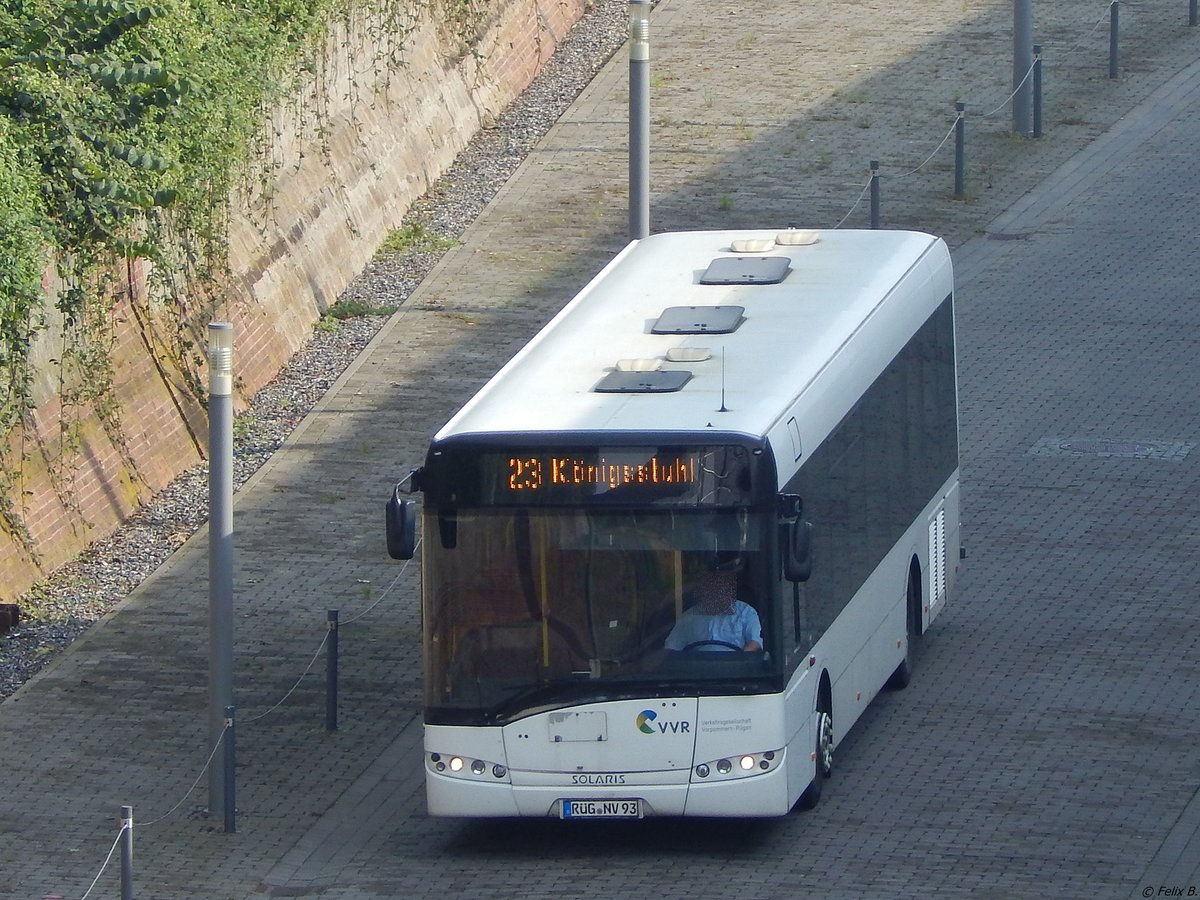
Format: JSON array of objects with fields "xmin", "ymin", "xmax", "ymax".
[
  {"xmin": 1109, "ymin": 0, "xmax": 1120, "ymax": 79},
  {"xmin": 954, "ymin": 102, "xmax": 966, "ymax": 199},
  {"xmin": 120, "ymin": 806, "xmax": 133, "ymax": 900},
  {"xmin": 1032, "ymin": 45, "xmax": 1043, "ymax": 138},
  {"xmin": 223, "ymin": 707, "xmax": 236, "ymax": 834},
  {"xmin": 326, "ymin": 610, "xmax": 339, "ymax": 732},
  {"xmin": 869, "ymin": 161, "xmax": 880, "ymax": 229},
  {"xmin": 1192, "ymin": 0, "xmax": 1198, "ymax": 28}
]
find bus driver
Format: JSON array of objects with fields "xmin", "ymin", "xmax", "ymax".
[{"xmin": 664, "ymin": 560, "xmax": 763, "ymax": 653}]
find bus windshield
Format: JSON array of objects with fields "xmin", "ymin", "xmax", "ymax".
[{"xmin": 422, "ymin": 506, "xmax": 776, "ymax": 723}]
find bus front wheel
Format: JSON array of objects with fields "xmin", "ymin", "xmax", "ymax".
[{"xmin": 796, "ymin": 707, "xmax": 833, "ymax": 811}]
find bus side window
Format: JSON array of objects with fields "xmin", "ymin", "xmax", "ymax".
[{"xmin": 784, "ymin": 577, "xmax": 817, "ymax": 658}]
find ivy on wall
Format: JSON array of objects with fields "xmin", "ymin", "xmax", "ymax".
[
  {"xmin": 0, "ymin": 0, "xmax": 502, "ymax": 548},
  {"xmin": 0, "ymin": 114, "xmax": 46, "ymax": 429},
  {"xmin": 0, "ymin": 0, "xmax": 489, "ymax": 423},
  {"xmin": 3, "ymin": 1, "xmax": 229, "ymax": 429}
]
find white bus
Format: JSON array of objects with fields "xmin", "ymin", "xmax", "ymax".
[{"xmin": 386, "ymin": 228, "xmax": 960, "ymax": 818}]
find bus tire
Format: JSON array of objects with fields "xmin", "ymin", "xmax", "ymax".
[
  {"xmin": 795, "ymin": 707, "xmax": 833, "ymax": 811},
  {"xmin": 886, "ymin": 564, "xmax": 922, "ymax": 690}
]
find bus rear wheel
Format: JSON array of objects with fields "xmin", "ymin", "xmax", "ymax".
[{"xmin": 887, "ymin": 565, "xmax": 922, "ymax": 690}]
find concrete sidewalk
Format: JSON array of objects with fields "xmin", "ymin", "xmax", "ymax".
[{"xmin": 2, "ymin": 0, "xmax": 1198, "ymax": 897}]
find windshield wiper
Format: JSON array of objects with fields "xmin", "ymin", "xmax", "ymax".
[{"xmin": 484, "ymin": 681, "xmax": 589, "ymax": 723}]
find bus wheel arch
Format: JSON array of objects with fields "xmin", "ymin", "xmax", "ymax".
[
  {"xmin": 908, "ymin": 556, "xmax": 925, "ymax": 638},
  {"xmin": 795, "ymin": 672, "xmax": 833, "ymax": 811},
  {"xmin": 887, "ymin": 558, "xmax": 923, "ymax": 690}
]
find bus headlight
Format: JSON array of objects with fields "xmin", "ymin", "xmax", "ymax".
[
  {"xmin": 692, "ymin": 749, "xmax": 781, "ymax": 782},
  {"xmin": 428, "ymin": 751, "xmax": 510, "ymax": 782}
]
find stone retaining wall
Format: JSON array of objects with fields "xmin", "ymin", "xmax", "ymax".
[{"xmin": 0, "ymin": 0, "xmax": 587, "ymax": 600}]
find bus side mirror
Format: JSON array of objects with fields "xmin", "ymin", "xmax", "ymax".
[
  {"xmin": 783, "ymin": 520, "xmax": 813, "ymax": 582},
  {"xmin": 385, "ymin": 488, "xmax": 417, "ymax": 560}
]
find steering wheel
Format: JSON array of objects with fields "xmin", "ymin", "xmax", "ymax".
[{"xmin": 681, "ymin": 639, "xmax": 744, "ymax": 652}]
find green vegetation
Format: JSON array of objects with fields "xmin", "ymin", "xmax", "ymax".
[
  {"xmin": 324, "ymin": 298, "xmax": 401, "ymax": 319},
  {"xmin": 0, "ymin": 0, "xmax": 486, "ymax": 438},
  {"xmin": 0, "ymin": 0, "xmax": 495, "ymax": 551},
  {"xmin": 0, "ymin": 0, "xmax": 332, "ymax": 429},
  {"xmin": 0, "ymin": 115, "xmax": 47, "ymax": 424},
  {"xmin": 375, "ymin": 222, "xmax": 458, "ymax": 258},
  {"xmin": 316, "ymin": 298, "xmax": 400, "ymax": 330}
]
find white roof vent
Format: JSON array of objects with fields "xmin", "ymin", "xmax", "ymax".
[
  {"xmin": 615, "ymin": 358, "xmax": 663, "ymax": 372},
  {"xmin": 730, "ymin": 238, "xmax": 775, "ymax": 253},
  {"xmin": 776, "ymin": 229, "xmax": 819, "ymax": 246},
  {"xmin": 666, "ymin": 347, "xmax": 712, "ymax": 362}
]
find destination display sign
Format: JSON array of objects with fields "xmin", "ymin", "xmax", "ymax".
[
  {"xmin": 506, "ymin": 453, "xmax": 700, "ymax": 493},
  {"xmin": 424, "ymin": 444, "xmax": 762, "ymax": 507}
]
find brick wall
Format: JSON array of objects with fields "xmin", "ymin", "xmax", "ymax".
[{"xmin": 0, "ymin": 0, "xmax": 587, "ymax": 601}]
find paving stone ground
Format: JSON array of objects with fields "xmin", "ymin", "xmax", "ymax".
[{"xmin": 2, "ymin": 1, "xmax": 1199, "ymax": 898}]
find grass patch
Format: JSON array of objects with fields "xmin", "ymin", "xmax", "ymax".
[
  {"xmin": 376, "ymin": 223, "xmax": 458, "ymax": 258},
  {"xmin": 317, "ymin": 298, "xmax": 400, "ymax": 331}
]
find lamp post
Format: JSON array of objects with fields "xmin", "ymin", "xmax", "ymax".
[
  {"xmin": 1013, "ymin": 0, "xmax": 1034, "ymax": 135},
  {"xmin": 629, "ymin": 0, "xmax": 650, "ymax": 241},
  {"xmin": 207, "ymin": 322, "xmax": 234, "ymax": 820}
]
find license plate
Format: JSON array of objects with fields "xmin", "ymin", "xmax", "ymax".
[{"xmin": 560, "ymin": 799, "xmax": 642, "ymax": 819}]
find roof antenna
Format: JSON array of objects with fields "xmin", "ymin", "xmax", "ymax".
[{"xmin": 718, "ymin": 347, "xmax": 729, "ymax": 412}]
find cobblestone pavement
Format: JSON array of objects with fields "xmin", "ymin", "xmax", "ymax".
[{"xmin": 2, "ymin": 1, "xmax": 1199, "ymax": 898}]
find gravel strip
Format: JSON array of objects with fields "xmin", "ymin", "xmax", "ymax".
[{"xmin": 0, "ymin": 0, "xmax": 628, "ymax": 700}]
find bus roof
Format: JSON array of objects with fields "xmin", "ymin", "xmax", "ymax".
[{"xmin": 434, "ymin": 229, "xmax": 952, "ymax": 457}]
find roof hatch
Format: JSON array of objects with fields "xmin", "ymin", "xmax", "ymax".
[
  {"xmin": 651, "ymin": 305, "xmax": 745, "ymax": 334},
  {"xmin": 699, "ymin": 256, "xmax": 790, "ymax": 285},
  {"xmin": 593, "ymin": 370, "xmax": 693, "ymax": 393}
]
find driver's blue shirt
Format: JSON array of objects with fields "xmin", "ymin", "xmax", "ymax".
[{"xmin": 664, "ymin": 601, "xmax": 762, "ymax": 651}]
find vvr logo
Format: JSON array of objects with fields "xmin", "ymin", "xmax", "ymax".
[{"xmin": 636, "ymin": 709, "xmax": 691, "ymax": 735}]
